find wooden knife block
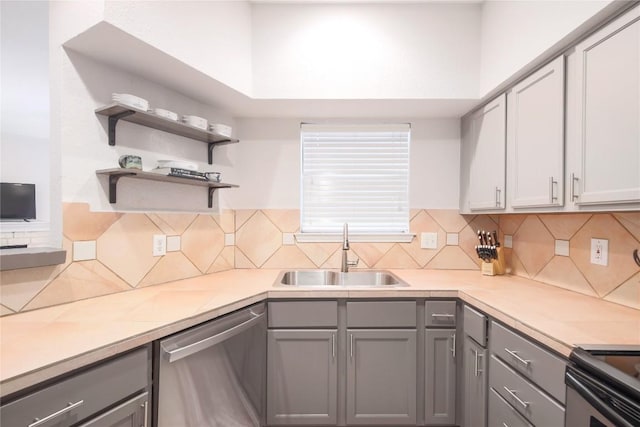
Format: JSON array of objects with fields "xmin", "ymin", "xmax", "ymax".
[{"xmin": 481, "ymin": 247, "xmax": 506, "ymax": 276}]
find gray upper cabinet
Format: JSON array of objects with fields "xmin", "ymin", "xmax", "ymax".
[
  {"xmin": 460, "ymin": 93, "xmax": 507, "ymax": 213},
  {"xmin": 568, "ymin": 6, "xmax": 640, "ymax": 207},
  {"xmin": 267, "ymin": 329, "xmax": 338, "ymax": 425},
  {"xmin": 424, "ymin": 329, "xmax": 456, "ymax": 425},
  {"xmin": 508, "ymin": 56, "xmax": 565, "ymax": 209},
  {"xmin": 346, "ymin": 329, "xmax": 417, "ymax": 425}
]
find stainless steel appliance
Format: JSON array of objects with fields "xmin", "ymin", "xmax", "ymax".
[
  {"xmin": 565, "ymin": 345, "xmax": 640, "ymax": 427},
  {"xmin": 156, "ymin": 302, "xmax": 266, "ymax": 427}
]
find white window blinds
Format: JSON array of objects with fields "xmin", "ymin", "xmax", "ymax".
[{"xmin": 300, "ymin": 123, "xmax": 410, "ymax": 236}]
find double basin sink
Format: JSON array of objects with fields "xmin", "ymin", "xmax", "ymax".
[{"xmin": 276, "ymin": 270, "xmax": 408, "ymax": 287}]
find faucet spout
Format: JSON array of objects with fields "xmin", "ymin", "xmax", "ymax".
[
  {"xmin": 342, "ymin": 223, "xmax": 350, "ymax": 250},
  {"xmin": 341, "ymin": 223, "xmax": 358, "ymax": 273}
]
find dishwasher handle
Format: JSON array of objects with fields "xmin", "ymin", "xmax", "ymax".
[{"xmin": 163, "ymin": 308, "xmax": 265, "ymax": 363}]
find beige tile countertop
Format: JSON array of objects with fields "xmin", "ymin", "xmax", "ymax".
[{"xmin": 1, "ymin": 268, "xmax": 639, "ymax": 398}]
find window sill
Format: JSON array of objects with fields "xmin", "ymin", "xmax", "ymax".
[{"xmin": 294, "ymin": 233, "xmax": 415, "ymax": 243}]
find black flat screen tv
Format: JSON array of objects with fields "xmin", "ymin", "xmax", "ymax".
[{"xmin": 1, "ymin": 183, "xmax": 36, "ymax": 220}]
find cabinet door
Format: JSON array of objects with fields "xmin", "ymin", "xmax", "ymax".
[
  {"xmin": 78, "ymin": 392, "xmax": 148, "ymax": 427},
  {"xmin": 267, "ymin": 329, "xmax": 337, "ymax": 425},
  {"xmin": 571, "ymin": 7, "xmax": 640, "ymax": 206},
  {"xmin": 346, "ymin": 329, "xmax": 417, "ymax": 425},
  {"xmin": 508, "ymin": 56, "xmax": 565, "ymax": 209},
  {"xmin": 466, "ymin": 94, "xmax": 507, "ymax": 211},
  {"xmin": 463, "ymin": 336, "xmax": 487, "ymax": 427},
  {"xmin": 425, "ymin": 329, "xmax": 456, "ymax": 425}
]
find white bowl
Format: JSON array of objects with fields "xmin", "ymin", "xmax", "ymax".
[
  {"xmin": 112, "ymin": 93, "xmax": 149, "ymax": 111},
  {"xmin": 182, "ymin": 115, "xmax": 208, "ymax": 130}
]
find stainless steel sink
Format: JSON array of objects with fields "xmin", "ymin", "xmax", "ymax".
[{"xmin": 276, "ymin": 270, "xmax": 408, "ymax": 287}]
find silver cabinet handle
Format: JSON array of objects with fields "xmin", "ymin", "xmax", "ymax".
[
  {"xmin": 431, "ymin": 313, "xmax": 455, "ymax": 318},
  {"xmin": 549, "ymin": 176, "xmax": 558, "ymax": 203},
  {"xmin": 29, "ymin": 400, "xmax": 84, "ymax": 427},
  {"xmin": 503, "ymin": 423, "xmax": 510, "ymax": 427},
  {"xmin": 495, "ymin": 187, "xmax": 501, "ymax": 208},
  {"xmin": 504, "ymin": 347, "xmax": 531, "ymax": 366},
  {"xmin": 451, "ymin": 333, "xmax": 456, "ymax": 359},
  {"xmin": 473, "ymin": 349, "xmax": 479, "ymax": 376},
  {"xmin": 503, "ymin": 386, "xmax": 530, "ymax": 409},
  {"xmin": 570, "ymin": 173, "xmax": 579, "ymax": 201},
  {"xmin": 143, "ymin": 400, "xmax": 149, "ymax": 427},
  {"xmin": 332, "ymin": 333, "xmax": 336, "ymax": 359},
  {"xmin": 350, "ymin": 334, "xmax": 354, "ymax": 359}
]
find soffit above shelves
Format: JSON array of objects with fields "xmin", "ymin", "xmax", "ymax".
[{"xmin": 63, "ymin": 22, "xmax": 477, "ymax": 119}]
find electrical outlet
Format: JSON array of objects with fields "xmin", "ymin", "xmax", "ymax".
[
  {"xmin": 590, "ymin": 238, "xmax": 608, "ymax": 266},
  {"xmin": 421, "ymin": 232, "xmax": 438, "ymax": 249},
  {"xmin": 153, "ymin": 234, "xmax": 167, "ymax": 257}
]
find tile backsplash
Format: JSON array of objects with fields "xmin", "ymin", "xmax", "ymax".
[{"xmin": 0, "ymin": 205, "xmax": 638, "ymax": 316}]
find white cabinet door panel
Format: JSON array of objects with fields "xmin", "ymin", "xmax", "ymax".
[
  {"xmin": 467, "ymin": 94, "xmax": 507, "ymax": 211},
  {"xmin": 572, "ymin": 7, "xmax": 640, "ymax": 205},
  {"xmin": 509, "ymin": 56, "xmax": 565, "ymax": 208}
]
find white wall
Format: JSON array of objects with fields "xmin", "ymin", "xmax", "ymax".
[
  {"xmin": 230, "ymin": 118, "xmax": 460, "ymax": 209},
  {"xmin": 103, "ymin": 0, "xmax": 253, "ymax": 96},
  {"xmin": 251, "ymin": 2, "xmax": 481, "ymax": 99},
  {"xmin": 1, "ymin": 1, "xmax": 50, "ymax": 227},
  {"xmin": 479, "ymin": 0, "xmax": 611, "ymax": 95},
  {"xmin": 57, "ymin": 50, "xmax": 237, "ymax": 212}
]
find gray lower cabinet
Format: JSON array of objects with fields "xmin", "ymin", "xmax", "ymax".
[
  {"xmin": 78, "ymin": 392, "xmax": 148, "ymax": 427},
  {"xmin": 0, "ymin": 347, "xmax": 150, "ymax": 427},
  {"xmin": 267, "ymin": 329, "xmax": 338, "ymax": 425},
  {"xmin": 424, "ymin": 329, "xmax": 456, "ymax": 425},
  {"xmin": 346, "ymin": 329, "xmax": 417, "ymax": 425},
  {"xmin": 463, "ymin": 335, "xmax": 487, "ymax": 427}
]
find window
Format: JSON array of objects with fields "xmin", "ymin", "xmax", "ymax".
[{"xmin": 299, "ymin": 123, "xmax": 411, "ymax": 242}]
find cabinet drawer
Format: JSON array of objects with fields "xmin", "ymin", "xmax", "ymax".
[
  {"xmin": 425, "ymin": 301, "xmax": 456, "ymax": 327},
  {"xmin": 488, "ymin": 387, "xmax": 533, "ymax": 427},
  {"xmin": 347, "ymin": 301, "xmax": 416, "ymax": 328},
  {"xmin": 490, "ymin": 321, "xmax": 566, "ymax": 403},
  {"xmin": 463, "ymin": 305, "xmax": 487, "ymax": 346},
  {"xmin": 490, "ymin": 355, "xmax": 565, "ymax": 427},
  {"xmin": 268, "ymin": 301, "xmax": 338, "ymax": 328},
  {"xmin": 1, "ymin": 346, "xmax": 149, "ymax": 427}
]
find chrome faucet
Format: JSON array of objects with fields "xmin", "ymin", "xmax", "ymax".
[{"xmin": 341, "ymin": 223, "xmax": 359, "ymax": 273}]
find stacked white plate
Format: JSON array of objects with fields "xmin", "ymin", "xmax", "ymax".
[
  {"xmin": 156, "ymin": 160, "xmax": 198, "ymax": 171},
  {"xmin": 209, "ymin": 123, "xmax": 232, "ymax": 137},
  {"xmin": 154, "ymin": 108, "xmax": 179, "ymax": 122},
  {"xmin": 182, "ymin": 115, "xmax": 208, "ymax": 130},
  {"xmin": 112, "ymin": 93, "xmax": 149, "ymax": 111}
]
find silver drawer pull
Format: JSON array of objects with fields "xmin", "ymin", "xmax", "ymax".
[
  {"xmin": 29, "ymin": 400, "xmax": 84, "ymax": 427},
  {"xmin": 503, "ymin": 423, "xmax": 510, "ymax": 427},
  {"xmin": 451, "ymin": 333, "xmax": 456, "ymax": 359},
  {"xmin": 504, "ymin": 347, "xmax": 531, "ymax": 366},
  {"xmin": 503, "ymin": 387, "xmax": 530, "ymax": 409},
  {"xmin": 431, "ymin": 313, "xmax": 454, "ymax": 318}
]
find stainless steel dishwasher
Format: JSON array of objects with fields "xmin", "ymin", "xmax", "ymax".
[{"xmin": 156, "ymin": 302, "xmax": 266, "ymax": 427}]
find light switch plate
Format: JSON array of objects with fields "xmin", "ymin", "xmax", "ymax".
[
  {"xmin": 590, "ymin": 238, "xmax": 608, "ymax": 266},
  {"xmin": 421, "ymin": 232, "xmax": 438, "ymax": 249},
  {"xmin": 153, "ymin": 234, "xmax": 167, "ymax": 257}
]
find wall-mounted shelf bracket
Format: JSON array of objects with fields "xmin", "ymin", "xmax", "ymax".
[
  {"xmin": 208, "ymin": 187, "xmax": 217, "ymax": 208},
  {"xmin": 108, "ymin": 172, "xmax": 135, "ymax": 203},
  {"xmin": 108, "ymin": 110, "xmax": 135, "ymax": 146}
]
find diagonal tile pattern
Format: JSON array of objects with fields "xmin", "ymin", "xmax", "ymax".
[{"xmin": 3, "ymin": 205, "xmax": 640, "ymax": 317}]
